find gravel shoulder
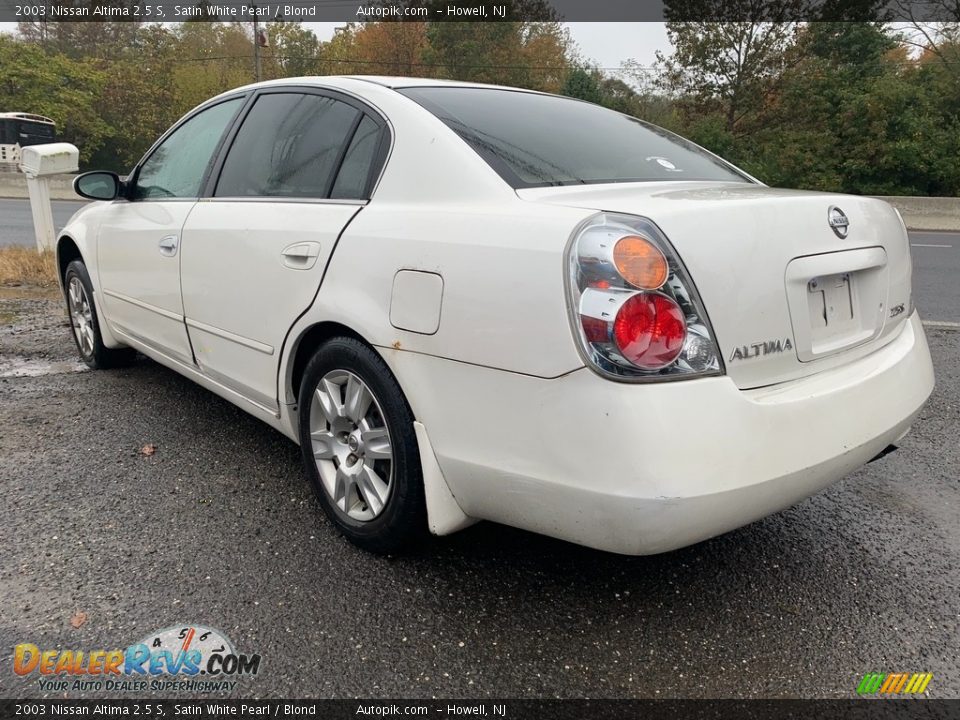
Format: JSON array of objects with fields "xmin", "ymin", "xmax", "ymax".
[{"xmin": 0, "ymin": 290, "xmax": 957, "ymax": 699}]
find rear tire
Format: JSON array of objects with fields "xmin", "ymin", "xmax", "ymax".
[
  {"xmin": 297, "ymin": 337, "xmax": 427, "ymax": 553},
  {"xmin": 64, "ymin": 260, "xmax": 136, "ymax": 369}
]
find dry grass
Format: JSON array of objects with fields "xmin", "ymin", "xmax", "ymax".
[{"xmin": 0, "ymin": 247, "xmax": 58, "ymax": 288}]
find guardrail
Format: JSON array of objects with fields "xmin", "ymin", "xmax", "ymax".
[
  {"xmin": 0, "ymin": 173, "xmax": 956, "ymax": 232},
  {"xmin": 0, "ymin": 171, "xmax": 80, "ymax": 201},
  {"xmin": 869, "ymin": 196, "xmax": 960, "ymax": 232}
]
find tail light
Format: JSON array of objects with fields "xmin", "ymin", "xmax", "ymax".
[{"xmin": 566, "ymin": 213, "xmax": 723, "ymax": 381}]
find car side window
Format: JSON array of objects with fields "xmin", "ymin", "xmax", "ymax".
[
  {"xmin": 133, "ymin": 98, "xmax": 243, "ymax": 200},
  {"xmin": 330, "ymin": 115, "xmax": 382, "ymax": 200},
  {"xmin": 215, "ymin": 93, "xmax": 360, "ymax": 198}
]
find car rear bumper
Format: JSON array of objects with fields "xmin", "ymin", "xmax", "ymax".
[{"xmin": 388, "ymin": 312, "xmax": 934, "ymax": 555}]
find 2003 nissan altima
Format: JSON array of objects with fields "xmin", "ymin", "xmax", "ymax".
[{"xmin": 60, "ymin": 76, "xmax": 934, "ymax": 555}]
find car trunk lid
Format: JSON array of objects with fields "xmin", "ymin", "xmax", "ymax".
[{"xmin": 519, "ymin": 181, "xmax": 913, "ymax": 389}]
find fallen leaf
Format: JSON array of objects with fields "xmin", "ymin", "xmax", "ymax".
[
  {"xmin": 70, "ymin": 611, "xmax": 87, "ymax": 629},
  {"xmin": 140, "ymin": 444, "xmax": 157, "ymax": 457}
]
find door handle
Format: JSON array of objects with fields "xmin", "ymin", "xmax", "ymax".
[
  {"xmin": 281, "ymin": 241, "xmax": 321, "ymax": 270},
  {"xmin": 158, "ymin": 235, "xmax": 179, "ymax": 257}
]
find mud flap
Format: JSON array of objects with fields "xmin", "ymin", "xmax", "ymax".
[{"xmin": 414, "ymin": 421, "xmax": 478, "ymax": 536}]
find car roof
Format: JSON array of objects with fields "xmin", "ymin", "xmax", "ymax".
[
  {"xmin": 341, "ymin": 76, "xmax": 512, "ymax": 89},
  {"xmin": 213, "ymin": 75, "xmax": 541, "ymax": 100}
]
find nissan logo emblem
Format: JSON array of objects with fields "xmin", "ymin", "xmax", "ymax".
[{"xmin": 828, "ymin": 206, "xmax": 850, "ymax": 239}]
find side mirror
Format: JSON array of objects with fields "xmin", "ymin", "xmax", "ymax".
[{"xmin": 74, "ymin": 171, "xmax": 121, "ymax": 201}]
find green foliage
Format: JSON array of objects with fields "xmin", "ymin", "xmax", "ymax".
[
  {"xmin": 0, "ymin": 35, "xmax": 109, "ymax": 164},
  {"xmin": 738, "ymin": 23, "xmax": 960, "ymax": 195},
  {"xmin": 268, "ymin": 21, "xmax": 322, "ymax": 77},
  {"xmin": 658, "ymin": 21, "xmax": 959, "ymax": 196},
  {"xmin": 1, "ymin": 20, "xmax": 956, "ymax": 196},
  {"xmin": 658, "ymin": 21, "xmax": 799, "ymax": 132},
  {"xmin": 563, "ymin": 67, "xmax": 605, "ymax": 105},
  {"xmin": 425, "ymin": 22, "xmax": 531, "ymax": 87}
]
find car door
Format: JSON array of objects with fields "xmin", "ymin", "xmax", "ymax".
[
  {"xmin": 96, "ymin": 96, "xmax": 245, "ymax": 365},
  {"xmin": 179, "ymin": 89, "xmax": 388, "ymax": 412}
]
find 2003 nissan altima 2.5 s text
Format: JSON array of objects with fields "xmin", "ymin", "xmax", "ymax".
[{"xmin": 60, "ymin": 76, "xmax": 934, "ymax": 555}]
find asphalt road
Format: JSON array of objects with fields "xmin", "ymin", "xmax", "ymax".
[
  {"xmin": 911, "ymin": 231, "xmax": 960, "ymax": 323},
  {"xmin": 0, "ymin": 290, "xmax": 958, "ymax": 699},
  {"xmin": 0, "ymin": 198, "xmax": 956, "ymax": 323},
  {"xmin": 0, "ymin": 198, "xmax": 87, "ymax": 248}
]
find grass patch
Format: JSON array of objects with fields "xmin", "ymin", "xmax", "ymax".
[{"xmin": 0, "ymin": 247, "xmax": 58, "ymax": 288}]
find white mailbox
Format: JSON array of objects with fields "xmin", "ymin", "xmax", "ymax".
[
  {"xmin": 18, "ymin": 142, "xmax": 81, "ymax": 252},
  {"xmin": 19, "ymin": 142, "xmax": 79, "ymax": 177}
]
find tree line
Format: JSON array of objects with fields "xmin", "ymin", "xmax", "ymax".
[{"xmin": 2, "ymin": 18, "xmax": 958, "ymax": 196}]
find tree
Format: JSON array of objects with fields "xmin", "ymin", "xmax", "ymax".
[
  {"xmin": 656, "ymin": 21, "xmax": 799, "ymax": 133},
  {"xmin": 351, "ymin": 22, "xmax": 429, "ymax": 76},
  {"xmin": 562, "ymin": 66, "xmax": 605, "ymax": 104},
  {"xmin": 170, "ymin": 22, "xmax": 254, "ymax": 111},
  {"xmin": 425, "ymin": 22, "xmax": 530, "ymax": 85},
  {"xmin": 267, "ymin": 21, "xmax": 322, "ymax": 77},
  {"xmin": 898, "ymin": 0, "xmax": 959, "ymax": 68},
  {"xmin": 18, "ymin": 8, "xmax": 141, "ymax": 59},
  {"xmin": 88, "ymin": 25, "xmax": 180, "ymax": 170},
  {"xmin": 517, "ymin": 22, "xmax": 572, "ymax": 92},
  {"xmin": 0, "ymin": 36, "xmax": 109, "ymax": 164},
  {"xmin": 425, "ymin": 21, "xmax": 571, "ymax": 90},
  {"xmin": 748, "ymin": 22, "xmax": 959, "ymax": 195}
]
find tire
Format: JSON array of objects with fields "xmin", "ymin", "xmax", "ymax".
[
  {"xmin": 297, "ymin": 337, "xmax": 427, "ymax": 553},
  {"xmin": 64, "ymin": 260, "xmax": 137, "ymax": 369}
]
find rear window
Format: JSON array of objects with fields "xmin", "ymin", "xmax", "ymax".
[{"xmin": 398, "ymin": 87, "xmax": 751, "ymax": 189}]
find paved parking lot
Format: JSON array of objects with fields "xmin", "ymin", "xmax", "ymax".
[{"xmin": 0, "ymin": 258, "xmax": 958, "ymax": 698}]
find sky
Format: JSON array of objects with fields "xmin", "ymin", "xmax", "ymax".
[
  {"xmin": 0, "ymin": 21, "xmax": 673, "ymax": 69},
  {"xmin": 567, "ymin": 22, "xmax": 670, "ymax": 69},
  {"xmin": 299, "ymin": 21, "xmax": 671, "ymax": 69}
]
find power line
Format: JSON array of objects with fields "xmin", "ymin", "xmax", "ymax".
[{"xmin": 122, "ymin": 52, "xmax": 960, "ymax": 68}]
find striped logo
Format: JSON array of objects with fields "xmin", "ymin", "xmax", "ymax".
[{"xmin": 857, "ymin": 673, "xmax": 933, "ymax": 695}]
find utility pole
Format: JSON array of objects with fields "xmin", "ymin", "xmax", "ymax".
[{"xmin": 252, "ymin": 6, "xmax": 262, "ymax": 83}]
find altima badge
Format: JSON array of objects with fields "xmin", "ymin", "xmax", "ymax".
[
  {"xmin": 730, "ymin": 338, "xmax": 794, "ymax": 362},
  {"xmin": 828, "ymin": 206, "xmax": 849, "ymax": 238}
]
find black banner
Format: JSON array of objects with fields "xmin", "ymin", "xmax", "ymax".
[
  {"xmin": 0, "ymin": 0, "xmax": 958, "ymax": 23},
  {"xmin": 2, "ymin": 700, "xmax": 960, "ymax": 719}
]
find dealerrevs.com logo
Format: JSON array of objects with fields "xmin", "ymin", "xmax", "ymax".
[
  {"xmin": 13, "ymin": 625, "xmax": 261, "ymax": 693},
  {"xmin": 857, "ymin": 672, "xmax": 934, "ymax": 695}
]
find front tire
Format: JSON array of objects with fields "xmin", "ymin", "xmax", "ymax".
[
  {"xmin": 64, "ymin": 260, "xmax": 136, "ymax": 369},
  {"xmin": 297, "ymin": 337, "xmax": 427, "ymax": 553}
]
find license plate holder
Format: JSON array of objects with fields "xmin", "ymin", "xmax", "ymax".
[
  {"xmin": 785, "ymin": 247, "xmax": 888, "ymax": 362},
  {"xmin": 808, "ymin": 272, "xmax": 856, "ymax": 336}
]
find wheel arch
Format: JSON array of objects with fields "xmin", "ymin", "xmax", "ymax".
[
  {"xmin": 56, "ymin": 231, "xmax": 126, "ymax": 350},
  {"xmin": 283, "ymin": 318, "xmax": 476, "ymax": 538},
  {"xmin": 285, "ymin": 320, "xmax": 375, "ymax": 411},
  {"xmin": 56, "ymin": 234, "xmax": 83, "ymax": 290}
]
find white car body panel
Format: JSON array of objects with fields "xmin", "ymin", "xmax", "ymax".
[
  {"xmin": 56, "ymin": 76, "xmax": 935, "ymax": 555},
  {"xmin": 297, "ymin": 201, "xmax": 591, "ymax": 380},
  {"xmin": 96, "ymin": 201, "xmax": 196, "ymax": 364},
  {"xmin": 382, "ymin": 313, "xmax": 931, "ymax": 554},
  {"xmin": 520, "ymin": 182, "xmax": 914, "ymax": 389},
  {"xmin": 180, "ymin": 200, "xmax": 361, "ymax": 411}
]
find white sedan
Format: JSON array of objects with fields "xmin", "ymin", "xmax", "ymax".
[{"xmin": 60, "ymin": 76, "xmax": 934, "ymax": 555}]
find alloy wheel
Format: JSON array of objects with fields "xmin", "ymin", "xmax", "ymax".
[
  {"xmin": 68, "ymin": 276, "xmax": 95, "ymax": 357},
  {"xmin": 309, "ymin": 370, "xmax": 394, "ymax": 522}
]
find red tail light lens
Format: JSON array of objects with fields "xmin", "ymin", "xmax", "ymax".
[
  {"xmin": 613, "ymin": 293, "xmax": 686, "ymax": 369},
  {"xmin": 581, "ymin": 315, "xmax": 610, "ymax": 343}
]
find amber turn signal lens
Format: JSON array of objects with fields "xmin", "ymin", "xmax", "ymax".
[{"xmin": 613, "ymin": 235, "xmax": 669, "ymax": 290}]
